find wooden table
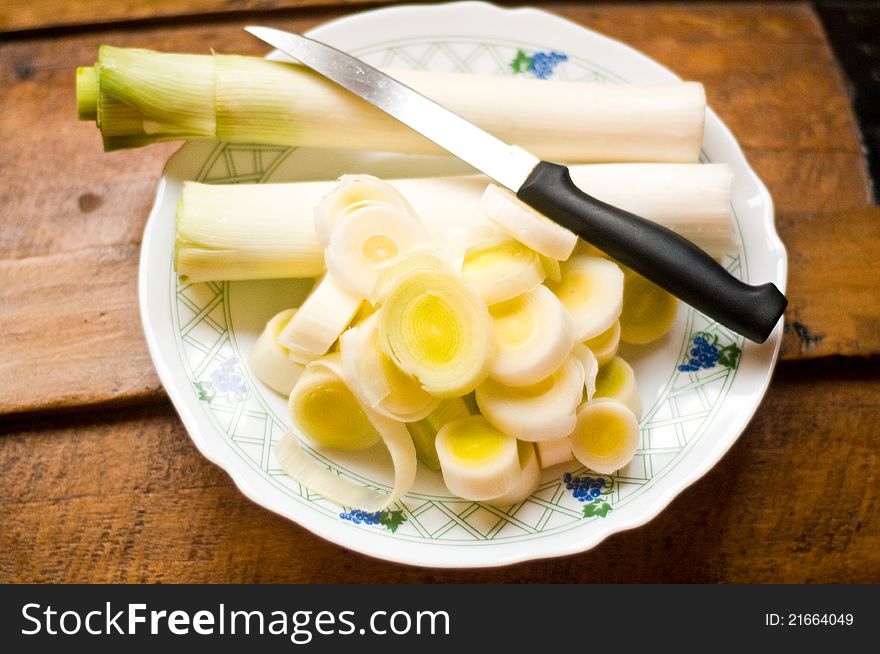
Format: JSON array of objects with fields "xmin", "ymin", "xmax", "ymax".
[{"xmin": 2, "ymin": 1, "xmax": 878, "ymax": 583}]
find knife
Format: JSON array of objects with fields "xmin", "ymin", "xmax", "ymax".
[{"xmin": 245, "ymin": 26, "xmax": 787, "ymax": 343}]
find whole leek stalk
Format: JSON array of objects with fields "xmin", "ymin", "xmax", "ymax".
[
  {"xmin": 175, "ymin": 163, "xmax": 737, "ymax": 282},
  {"xmin": 78, "ymin": 45, "xmax": 706, "ymax": 161}
]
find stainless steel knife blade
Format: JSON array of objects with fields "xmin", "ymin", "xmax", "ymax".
[{"xmin": 244, "ymin": 26, "xmax": 540, "ymax": 192}]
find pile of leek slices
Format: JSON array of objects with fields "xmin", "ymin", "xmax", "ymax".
[{"xmin": 252, "ymin": 175, "xmax": 677, "ymax": 512}]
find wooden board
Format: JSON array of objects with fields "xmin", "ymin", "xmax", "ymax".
[
  {"xmin": 779, "ymin": 208, "xmax": 880, "ymax": 358},
  {"xmin": 0, "ymin": 0, "xmax": 387, "ymax": 33},
  {"xmin": 0, "ymin": 1, "xmax": 877, "ymax": 584},
  {"xmin": 0, "ymin": 245, "xmax": 162, "ymax": 415},
  {"xmin": 2, "ymin": 363, "xmax": 877, "ymax": 583}
]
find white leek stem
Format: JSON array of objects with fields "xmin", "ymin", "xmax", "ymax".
[
  {"xmin": 81, "ymin": 48, "xmax": 705, "ymax": 161},
  {"xmin": 176, "ymin": 164, "xmax": 736, "ymax": 282},
  {"xmin": 175, "ymin": 182, "xmax": 324, "ymax": 282}
]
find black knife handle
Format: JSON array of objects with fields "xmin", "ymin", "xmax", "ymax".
[{"xmin": 517, "ymin": 161, "xmax": 787, "ymax": 343}]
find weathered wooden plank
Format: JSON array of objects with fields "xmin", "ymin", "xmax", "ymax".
[
  {"xmin": 0, "ymin": 0, "xmax": 831, "ymax": 42},
  {"xmin": 745, "ymin": 149, "xmax": 872, "ymax": 213},
  {"xmin": 0, "ymin": 1, "xmax": 826, "ymax": 37},
  {"xmin": 0, "ymin": 245, "xmax": 162, "ymax": 415},
  {"xmin": 1, "ymin": 364, "xmax": 877, "ymax": 583},
  {"xmin": 555, "ymin": 2, "xmax": 828, "ymax": 46},
  {"xmin": 0, "ymin": 0, "xmax": 386, "ymax": 33},
  {"xmin": 778, "ymin": 208, "xmax": 880, "ymax": 359}
]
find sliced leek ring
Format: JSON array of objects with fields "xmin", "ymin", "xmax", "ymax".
[
  {"xmin": 584, "ymin": 320, "xmax": 621, "ymax": 367},
  {"xmin": 379, "ymin": 269, "xmax": 494, "ymax": 397},
  {"xmin": 250, "ymin": 308, "xmax": 304, "ymax": 395},
  {"xmin": 340, "ymin": 312, "xmax": 440, "ymax": 422},
  {"xmin": 594, "ymin": 355, "xmax": 642, "ymax": 419},
  {"xmin": 314, "ymin": 174, "xmax": 417, "ymax": 247},
  {"xmin": 280, "ymin": 353, "xmax": 417, "ymax": 511},
  {"xmin": 480, "ymin": 184, "xmax": 577, "ymax": 260},
  {"xmin": 571, "ymin": 343, "xmax": 598, "ymax": 402},
  {"xmin": 406, "ymin": 397, "xmax": 473, "ymax": 471},
  {"xmin": 488, "ymin": 285, "xmax": 574, "ymax": 387},
  {"xmin": 569, "ymin": 399, "xmax": 639, "ymax": 474},
  {"xmin": 325, "ymin": 201, "xmax": 429, "ymax": 298},
  {"xmin": 485, "ymin": 441, "xmax": 541, "ymax": 507},
  {"xmin": 275, "ymin": 405, "xmax": 417, "ymax": 512},
  {"xmin": 288, "ymin": 354, "xmax": 380, "ymax": 451},
  {"xmin": 535, "ymin": 438, "xmax": 574, "ymax": 469},
  {"xmin": 476, "ymin": 356, "xmax": 585, "ymax": 442},
  {"xmin": 619, "ymin": 269, "xmax": 679, "ymax": 344},
  {"xmin": 461, "ymin": 235, "xmax": 545, "ymax": 305},
  {"xmin": 370, "ymin": 250, "xmax": 451, "ymax": 305},
  {"xmin": 338, "ymin": 316, "xmax": 390, "ymax": 409},
  {"xmin": 434, "ymin": 223, "xmax": 506, "ymax": 272},
  {"xmin": 277, "ymin": 275, "xmax": 361, "ymax": 364},
  {"xmin": 435, "ymin": 416, "xmax": 522, "ymax": 501},
  {"xmin": 378, "ymin": 354, "xmax": 438, "ymax": 421},
  {"xmin": 546, "ymin": 255, "xmax": 624, "ymax": 341}
]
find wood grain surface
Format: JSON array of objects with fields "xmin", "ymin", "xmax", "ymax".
[
  {"xmin": 1, "ymin": 1, "xmax": 877, "ymax": 583},
  {"xmin": 0, "ymin": 0, "xmax": 386, "ymax": 33}
]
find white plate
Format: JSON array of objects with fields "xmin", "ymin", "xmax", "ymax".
[{"xmin": 140, "ymin": 1, "xmax": 786, "ymax": 568}]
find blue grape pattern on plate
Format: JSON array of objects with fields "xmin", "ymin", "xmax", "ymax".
[
  {"xmin": 194, "ymin": 357, "xmax": 249, "ymax": 403},
  {"xmin": 510, "ymin": 49, "xmax": 568, "ymax": 79},
  {"xmin": 340, "ymin": 509, "xmax": 407, "ymax": 533},
  {"xmin": 678, "ymin": 332, "xmax": 741, "ymax": 373},
  {"xmin": 564, "ymin": 472, "xmax": 613, "ymax": 518}
]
